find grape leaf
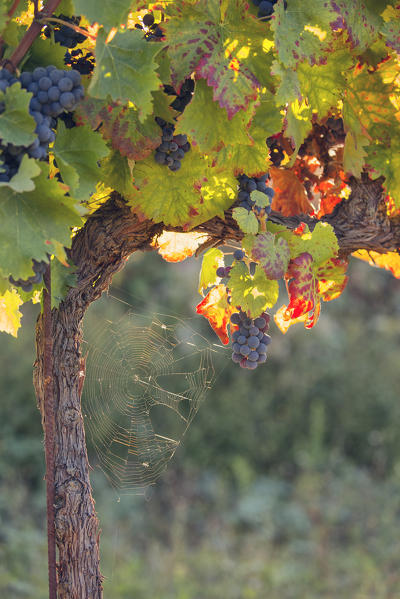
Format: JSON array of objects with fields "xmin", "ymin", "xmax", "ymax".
[
  {"xmin": 0, "ymin": 83, "xmax": 36, "ymax": 147},
  {"xmin": 196, "ymin": 284, "xmax": 234, "ymax": 345},
  {"xmin": 252, "ymin": 190, "xmax": 270, "ymax": 208},
  {"xmin": 198, "ymin": 248, "xmax": 224, "ymax": 294},
  {"xmin": 77, "ymin": 98, "xmax": 161, "ymax": 161},
  {"xmin": 175, "ymin": 79, "xmax": 253, "ymax": 153},
  {"xmin": 153, "ymin": 231, "xmax": 207, "ymax": 263},
  {"xmin": 53, "ymin": 122, "xmax": 109, "ymax": 201},
  {"xmin": 315, "ymin": 257, "xmax": 348, "ymax": 301},
  {"xmin": 284, "ymin": 252, "xmax": 317, "ymax": 321},
  {"xmin": 214, "ymin": 142, "xmax": 270, "ymax": 177},
  {"xmin": 100, "ymin": 149, "xmax": 135, "ymax": 198},
  {"xmin": 353, "ymin": 250, "xmax": 400, "ymax": 279},
  {"xmin": 0, "ymin": 155, "xmax": 41, "ymax": 193},
  {"xmin": 164, "ymin": 0, "xmax": 266, "ymax": 118},
  {"xmin": 0, "ymin": 289, "xmax": 22, "ymax": 337},
  {"xmin": 270, "ymin": 167, "xmax": 313, "ymax": 216},
  {"xmin": 366, "ymin": 140, "xmax": 400, "ymax": 207},
  {"xmin": 328, "ymin": 0, "xmax": 381, "ymax": 51},
  {"xmin": 89, "ymin": 28, "xmax": 162, "ymax": 121},
  {"xmin": 232, "ymin": 207, "xmax": 259, "ymax": 234},
  {"xmin": 22, "ymin": 37, "xmax": 67, "ymax": 71},
  {"xmin": 343, "ymin": 131, "xmax": 368, "ymax": 177},
  {"xmin": 271, "ymin": 0, "xmax": 334, "ymax": 68},
  {"xmin": 51, "ymin": 258, "xmax": 77, "ymax": 309},
  {"xmin": 131, "ymin": 150, "xmax": 236, "ymax": 228},
  {"xmin": 272, "ymin": 61, "xmax": 301, "ymax": 106},
  {"xmin": 0, "ymin": 165, "xmax": 82, "ymax": 279},
  {"xmin": 229, "ymin": 261, "xmax": 279, "ymax": 318},
  {"xmin": 73, "ymin": 0, "xmax": 132, "ymax": 30},
  {"xmin": 251, "ymin": 232, "xmax": 290, "ymax": 279},
  {"xmin": 285, "ymin": 99, "xmax": 312, "ymax": 154},
  {"xmin": 297, "ymin": 50, "xmax": 353, "ymax": 119},
  {"xmin": 382, "ymin": 12, "xmax": 400, "ymax": 53}
]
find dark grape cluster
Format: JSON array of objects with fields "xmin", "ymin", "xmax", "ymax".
[
  {"xmin": 164, "ymin": 79, "xmax": 195, "ymax": 113},
  {"xmin": 20, "ymin": 66, "xmax": 84, "ymax": 159},
  {"xmin": 238, "ymin": 173, "xmax": 274, "ymax": 214},
  {"xmin": 65, "ymin": 49, "xmax": 95, "ymax": 75},
  {"xmin": 0, "ymin": 69, "xmax": 23, "ymax": 182},
  {"xmin": 252, "ymin": 0, "xmax": 278, "ymax": 18},
  {"xmin": 230, "ymin": 311, "xmax": 272, "ymax": 369},
  {"xmin": 9, "ymin": 259, "xmax": 47, "ymax": 293},
  {"xmin": 267, "ymin": 136, "xmax": 284, "ymax": 167},
  {"xmin": 44, "ymin": 15, "xmax": 86, "ymax": 49},
  {"xmin": 136, "ymin": 12, "xmax": 164, "ymax": 41},
  {"xmin": 154, "ymin": 118, "xmax": 191, "ymax": 171}
]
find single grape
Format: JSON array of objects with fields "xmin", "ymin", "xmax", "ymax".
[
  {"xmin": 248, "ymin": 351, "xmax": 259, "ymax": 362},
  {"xmin": 155, "ymin": 151, "xmax": 166, "ymax": 164},
  {"xmin": 20, "ymin": 72, "xmax": 32, "ymax": 87},
  {"xmin": 158, "ymin": 141, "xmax": 170, "ymax": 152},
  {"xmin": 230, "ymin": 313, "xmax": 241, "ymax": 325},
  {"xmin": 59, "ymin": 91, "xmax": 75, "ymax": 109},
  {"xmin": 50, "ymin": 69, "xmax": 64, "ymax": 84},
  {"xmin": 232, "ymin": 330, "xmax": 241, "ymax": 341},
  {"xmin": 246, "ymin": 360, "xmax": 258, "ymax": 370},
  {"xmin": 246, "ymin": 180, "xmax": 257, "ymax": 192},
  {"xmin": 258, "ymin": 343, "xmax": 267, "ymax": 355},
  {"xmin": 240, "ymin": 345, "xmax": 251, "ymax": 356},
  {"xmin": 169, "ymin": 159, "xmax": 181, "ymax": 171},
  {"xmin": 48, "ymin": 86, "xmax": 60, "ymax": 102},
  {"xmin": 242, "ymin": 318, "xmax": 252, "ymax": 329},
  {"xmin": 261, "ymin": 334, "xmax": 272, "ymax": 345},
  {"xmin": 143, "ymin": 12, "xmax": 155, "ymax": 27},
  {"xmin": 238, "ymin": 190, "xmax": 250, "ymax": 202},
  {"xmin": 37, "ymin": 90, "xmax": 49, "ymax": 104},
  {"xmin": 182, "ymin": 142, "xmax": 191, "ymax": 153},
  {"xmin": 232, "ymin": 342, "xmax": 241, "ymax": 353},
  {"xmin": 39, "ymin": 76, "xmax": 52, "ymax": 91},
  {"xmin": 237, "ymin": 335, "xmax": 247, "ymax": 345},
  {"xmin": 174, "ymin": 134, "xmax": 187, "ymax": 146},
  {"xmin": 216, "ymin": 266, "xmax": 226, "ymax": 277},
  {"xmin": 28, "ymin": 82, "xmax": 39, "ymax": 94},
  {"xmin": 254, "ymin": 317, "xmax": 266, "ymax": 329},
  {"xmin": 257, "ymin": 354, "xmax": 267, "ymax": 364},
  {"xmin": 232, "ymin": 353, "xmax": 242, "ymax": 364},
  {"xmin": 37, "ymin": 125, "xmax": 51, "ymax": 143},
  {"xmin": 169, "ymin": 142, "xmax": 178, "ymax": 152},
  {"xmin": 248, "ymin": 336, "xmax": 260, "ymax": 349},
  {"xmin": 249, "ymin": 262, "xmax": 257, "ymax": 276},
  {"xmin": 162, "ymin": 127, "xmax": 174, "ymax": 141},
  {"xmin": 234, "ymin": 249, "xmax": 245, "ymax": 261},
  {"xmin": 50, "ymin": 102, "xmax": 62, "ymax": 116},
  {"xmin": 58, "ymin": 77, "xmax": 73, "ymax": 92},
  {"xmin": 66, "ymin": 70, "xmax": 81, "ymax": 85},
  {"xmin": 33, "ymin": 67, "xmax": 47, "ymax": 81}
]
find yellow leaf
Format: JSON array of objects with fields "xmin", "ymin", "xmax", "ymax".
[{"xmin": 0, "ymin": 289, "xmax": 23, "ymax": 337}]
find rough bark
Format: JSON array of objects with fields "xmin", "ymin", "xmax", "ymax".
[{"xmin": 32, "ymin": 177, "xmax": 400, "ymax": 598}]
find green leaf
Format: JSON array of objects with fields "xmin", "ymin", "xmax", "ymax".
[
  {"xmin": 198, "ymin": 248, "xmax": 224, "ymax": 294},
  {"xmin": 343, "ymin": 131, "xmax": 368, "ymax": 177},
  {"xmin": 367, "ymin": 140, "xmax": 400, "ymax": 208},
  {"xmin": 53, "ymin": 122, "xmax": 109, "ymax": 201},
  {"xmin": 285, "ymin": 99, "xmax": 312, "ymax": 154},
  {"xmin": 272, "ymin": 61, "xmax": 301, "ymax": 105},
  {"xmin": 0, "ymin": 83, "xmax": 36, "ymax": 147},
  {"xmin": 328, "ymin": 0, "xmax": 382, "ymax": 51},
  {"xmin": 131, "ymin": 149, "xmax": 236, "ymax": 227},
  {"xmin": 89, "ymin": 28, "xmax": 162, "ymax": 121},
  {"xmin": 22, "ymin": 37, "xmax": 67, "ymax": 71},
  {"xmin": 277, "ymin": 222, "xmax": 339, "ymax": 266},
  {"xmin": 271, "ymin": 0, "xmax": 334, "ymax": 68},
  {"xmin": 100, "ymin": 148, "xmax": 135, "ymax": 197},
  {"xmin": 232, "ymin": 207, "xmax": 259, "ymax": 234},
  {"xmin": 0, "ymin": 165, "xmax": 82, "ymax": 279},
  {"xmin": 297, "ymin": 50, "xmax": 353, "ymax": 119},
  {"xmin": 0, "ymin": 155, "xmax": 41, "ymax": 193},
  {"xmin": 51, "ymin": 258, "xmax": 77, "ymax": 309},
  {"xmin": 251, "ymin": 190, "xmax": 269, "ymax": 208},
  {"xmin": 164, "ymin": 0, "xmax": 266, "ymax": 118},
  {"xmin": 73, "ymin": 0, "xmax": 132, "ymax": 30},
  {"xmin": 229, "ymin": 261, "xmax": 279, "ymax": 317},
  {"xmin": 251, "ymin": 232, "xmax": 290, "ymax": 279},
  {"xmin": 175, "ymin": 79, "xmax": 253, "ymax": 153},
  {"xmin": 77, "ymin": 98, "xmax": 162, "ymax": 161}
]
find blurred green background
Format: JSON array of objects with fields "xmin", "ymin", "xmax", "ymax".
[{"xmin": 1, "ymin": 250, "xmax": 400, "ymax": 599}]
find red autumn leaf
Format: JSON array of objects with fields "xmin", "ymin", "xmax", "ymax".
[
  {"xmin": 196, "ymin": 285, "xmax": 234, "ymax": 345},
  {"xmin": 316, "ymin": 194, "xmax": 343, "ymax": 218},
  {"xmin": 270, "ymin": 167, "xmax": 314, "ymax": 217},
  {"xmin": 153, "ymin": 231, "xmax": 207, "ymax": 263},
  {"xmin": 315, "ymin": 257, "xmax": 349, "ymax": 300},
  {"xmin": 285, "ymin": 252, "xmax": 316, "ymax": 319}
]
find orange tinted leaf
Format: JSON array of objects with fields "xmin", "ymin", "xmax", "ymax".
[
  {"xmin": 274, "ymin": 304, "xmax": 308, "ymax": 334},
  {"xmin": 196, "ymin": 284, "xmax": 234, "ymax": 345},
  {"xmin": 353, "ymin": 250, "xmax": 400, "ymax": 279},
  {"xmin": 285, "ymin": 252, "xmax": 316, "ymax": 319},
  {"xmin": 316, "ymin": 194, "xmax": 343, "ymax": 218},
  {"xmin": 270, "ymin": 167, "xmax": 314, "ymax": 216},
  {"xmin": 315, "ymin": 257, "xmax": 349, "ymax": 300},
  {"xmin": 153, "ymin": 231, "xmax": 207, "ymax": 263}
]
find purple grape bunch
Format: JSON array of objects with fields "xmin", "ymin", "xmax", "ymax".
[
  {"xmin": 238, "ymin": 173, "xmax": 274, "ymax": 215},
  {"xmin": 20, "ymin": 65, "xmax": 84, "ymax": 160},
  {"xmin": 230, "ymin": 310, "xmax": 272, "ymax": 370},
  {"xmin": 44, "ymin": 15, "xmax": 86, "ymax": 49},
  {"xmin": 154, "ymin": 118, "xmax": 191, "ymax": 172},
  {"xmin": 9, "ymin": 259, "xmax": 48, "ymax": 293}
]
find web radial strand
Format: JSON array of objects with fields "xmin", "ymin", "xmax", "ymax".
[{"xmin": 82, "ymin": 310, "xmax": 218, "ymax": 494}]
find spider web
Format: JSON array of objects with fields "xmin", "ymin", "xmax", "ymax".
[{"xmin": 82, "ymin": 301, "xmax": 221, "ymax": 495}]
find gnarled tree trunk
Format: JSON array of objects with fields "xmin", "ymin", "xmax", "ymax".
[{"xmin": 32, "ymin": 178, "xmax": 400, "ymax": 597}]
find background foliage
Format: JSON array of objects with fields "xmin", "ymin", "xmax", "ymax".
[{"xmin": 1, "ymin": 251, "xmax": 400, "ymax": 598}]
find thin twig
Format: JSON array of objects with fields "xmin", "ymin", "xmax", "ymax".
[
  {"xmin": 43, "ymin": 263, "xmax": 57, "ymax": 599},
  {"xmin": 40, "ymin": 16, "xmax": 96, "ymax": 41}
]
